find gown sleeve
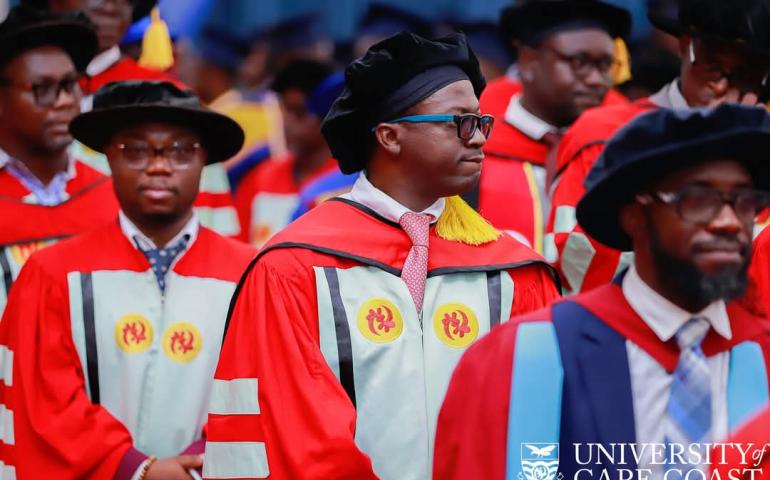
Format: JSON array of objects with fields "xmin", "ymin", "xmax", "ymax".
[
  {"xmin": 507, "ymin": 263, "xmax": 561, "ymax": 316},
  {"xmin": 203, "ymin": 250, "xmax": 377, "ymax": 480},
  {"xmin": 546, "ymin": 142, "xmax": 626, "ymax": 294},
  {"xmin": 0, "ymin": 254, "xmax": 141, "ymax": 479}
]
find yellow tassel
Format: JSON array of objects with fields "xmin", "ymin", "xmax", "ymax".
[
  {"xmin": 611, "ymin": 37, "xmax": 632, "ymax": 86},
  {"xmin": 138, "ymin": 8, "xmax": 174, "ymax": 71},
  {"xmin": 435, "ymin": 196, "xmax": 501, "ymax": 246}
]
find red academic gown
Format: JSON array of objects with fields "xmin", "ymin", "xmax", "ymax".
[
  {"xmin": 545, "ymin": 100, "xmax": 657, "ymax": 293},
  {"xmin": 712, "ymin": 409, "xmax": 770, "ymax": 479},
  {"xmin": 434, "ymin": 281, "xmax": 770, "ymax": 480},
  {"xmin": 0, "ymin": 159, "xmax": 118, "ymax": 314},
  {"xmin": 743, "ymin": 227, "xmax": 770, "ymax": 317},
  {"xmin": 203, "ymin": 198, "xmax": 560, "ymax": 480},
  {"xmin": 477, "ymin": 76, "xmax": 627, "ymax": 253},
  {"xmin": 234, "ymin": 154, "xmax": 338, "ymax": 246},
  {"xmin": 0, "ymin": 221, "xmax": 255, "ymax": 479}
]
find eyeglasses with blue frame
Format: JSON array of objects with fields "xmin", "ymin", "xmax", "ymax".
[{"xmin": 371, "ymin": 113, "xmax": 495, "ymax": 140}]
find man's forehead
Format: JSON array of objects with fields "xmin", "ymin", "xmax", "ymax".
[
  {"xmin": 416, "ymin": 79, "xmax": 479, "ymax": 112},
  {"xmin": 4, "ymin": 45, "xmax": 75, "ymax": 77},
  {"xmin": 654, "ymin": 158, "xmax": 753, "ymax": 188}
]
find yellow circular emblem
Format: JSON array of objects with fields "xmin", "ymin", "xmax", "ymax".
[
  {"xmin": 115, "ymin": 314, "xmax": 154, "ymax": 353},
  {"xmin": 433, "ymin": 303, "xmax": 479, "ymax": 348},
  {"xmin": 162, "ymin": 322, "xmax": 203, "ymax": 363},
  {"xmin": 356, "ymin": 298, "xmax": 403, "ymax": 344},
  {"xmin": 9, "ymin": 241, "xmax": 50, "ymax": 266}
]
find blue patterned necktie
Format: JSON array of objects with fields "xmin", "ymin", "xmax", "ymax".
[
  {"xmin": 665, "ymin": 317, "xmax": 712, "ymax": 476},
  {"xmin": 138, "ymin": 235, "xmax": 190, "ymax": 293}
]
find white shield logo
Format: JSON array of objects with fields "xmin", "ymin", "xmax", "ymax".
[{"xmin": 519, "ymin": 443, "xmax": 560, "ymax": 480}]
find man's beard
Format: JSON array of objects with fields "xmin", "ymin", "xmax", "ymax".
[{"xmin": 648, "ymin": 226, "xmax": 750, "ymax": 306}]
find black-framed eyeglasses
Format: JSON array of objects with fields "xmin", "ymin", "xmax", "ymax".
[
  {"xmin": 540, "ymin": 46, "xmax": 616, "ymax": 78},
  {"xmin": 688, "ymin": 38, "xmax": 770, "ymax": 91},
  {"xmin": 636, "ymin": 186, "xmax": 770, "ymax": 224},
  {"xmin": 0, "ymin": 75, "xmax": 81, "ymax": 107},
  {"xmin": 115, "ymin": 142, "xmax": 203, "ymax": 170},
  {"xmin": 375, "ymin": 113, "xmax": 495, "ymax": 140}
]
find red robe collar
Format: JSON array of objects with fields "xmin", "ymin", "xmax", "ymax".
[
  {"xmin": 573, "ymin": 282, "xmax": 770, "ymax": 372},
  {"xmin": 261, "ymin": 198, "xmax": 554, "ymax": 276}
]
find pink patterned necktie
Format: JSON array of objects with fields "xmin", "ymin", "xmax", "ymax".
[{"xmin": 399, "ymin": 212, "xmax": 431, "ymax": 311}]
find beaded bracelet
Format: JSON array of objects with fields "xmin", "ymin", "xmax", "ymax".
[{"xmin": 137, "ymin": 456, "xmax": 158, "ymax": 480}]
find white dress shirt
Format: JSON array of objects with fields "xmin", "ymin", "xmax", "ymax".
[
  {"xmin": 343, "ymin": 173, "xmax": 445, "ymax": 224},
  {"xmin": 622, "ymin": 264, "xmax": 731, "ymax": 477},
  {"xmin": 86, "ymin": 45, "xmax": 121, "ymax": 77},
  {"xmin": 648, "ymin": 79, "xmax": 690, "ymax": 109},
  {"xmin": 119, "ymin": 210, "xmax": 200, "ymax": 251},
  {"xmin": 504, "ymin": 94, "xmax": 559, "ymax": 141},
  {"xmin": 0, "ymin": 148, "xmax": 75, "ymax": 205}
]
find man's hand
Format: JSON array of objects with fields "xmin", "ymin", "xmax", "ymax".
[
  {"xmin": 144, "ymin": 455, "xmax": 203, "ymax": 480},
  {"xmin": 709, "ymin": 90, "xmax": 761, "ymax": 107}
]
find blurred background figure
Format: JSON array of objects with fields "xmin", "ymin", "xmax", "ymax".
[
  {"xmin": 235, "ymin": 60, "xmax": 342, "ymax": 247},
  {"xmin": 266, "ymin": 12, "xmax": 335, "ymax": 72},
  {"xmin": 474, "ymin": 0, "xmax": 632, "ymax": 253}
]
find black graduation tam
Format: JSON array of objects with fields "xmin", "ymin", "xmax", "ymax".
[
  {"xmin": 70, "ymin": 81, "xmax": 244, "ymax": 165},
  {"xmin": 577, "ymin": 104, "xmax": 770, "ymax": 251},
  {"xmin": 501, "ymin": 0, "xmax": 631, "ymax": 46},
  {"xmin": 196, "ymin": 27, "xmax": 249, "ymax": 73},
  {"xmin": 321, "ymin": 32, "xmax": 485, "ymax": 174},
  {"xmin": 0, "ymin": 5, "xmax": 97, "ymax": 71},
  {"xmin": 649, "ymin": 0, "xmax": 770, "ymax": 56}
]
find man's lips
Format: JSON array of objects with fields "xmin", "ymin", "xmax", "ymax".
[
  {"xmin": 461, "ymin": 155, "xmax": 484, "ymax": 164},
  {"xmin": 693, "ymin": 242, "xmax": 746, "ymax": 263},
  {"xmin": 140, "ymin": 186, "xmax": 176, "ymax": 200}
]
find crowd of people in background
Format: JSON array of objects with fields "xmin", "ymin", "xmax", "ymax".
[{"xmin": 2, "ymin": 0, "xmax": 770, "ymax": 479}]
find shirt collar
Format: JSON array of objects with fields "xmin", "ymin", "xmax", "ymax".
[
  {"xmin": 344, "ymin": 172, "xmax": 445, "ymax": 225},
  {"xmin": 86, "ymin": 45, "xmax": 122, "ymax": 77},
  {"xmin": 504, "ymin": 94, "xmax": 559, "ymax": 141},
  {"xmin": 622, "ymin": 263, "xmax": 732, "ymax": 343},
  {"xmin": 118, "ymin": 210, "xmax": 200, "ymax": 251},
  {"xmin": 0, "ymin": 147, "xmax": 76, "ymax": 177},
  {"xmin": 649, "ymin": 79, "xmax": 689, "ymax": 109}
]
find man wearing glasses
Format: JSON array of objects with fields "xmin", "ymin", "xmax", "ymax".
[
  {"xmin": 0, "ymin": 81, "xmax": 255, "ymax": 479},
  {"xmin": 547, "ymin": 0, "xmax": 770, "ymax": 295},
  {"xmin": 475, "ymin": 0, "xmax": 631, "ymax": 253},
  {"xmin": 203, "ymin": 32, "xmax": 559, "ymax": 480},
  {"xmin": 436, "ymin": 104, "xmax": 770, "ymax": 479},
  {"xmin": 0, "ymin": 5, "xmax": 119, "ymax": 317}
]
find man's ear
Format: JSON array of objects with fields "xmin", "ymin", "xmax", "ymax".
[
  {"xmin": 373, "ymin": 124, "xmax": 402, "ymax": 156},
  {"xmin": 619, "ymin": 202, "xmax": 645, "ymax": 243},
  {"xmin": 516, "ymin": 45, "xmax": 538, "ymax": 84},
  {"xmin": 678, "ymin": 33, "xmax": 692, "ymax": 60}
]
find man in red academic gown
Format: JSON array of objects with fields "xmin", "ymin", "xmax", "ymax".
[
  {"xmin": 476, "ymin": 0, "xmax": 630, "ymax": 252},
  {"xmin": 0, "ymin": 6, "xmax": 119, "ymax": 316},
  {"xmin": 203, "ymin": 32, "xmax": 559, "ymax": 480},
  {"xmin": 435, "ymin": 105, "xmax": 770, "ymax": 480},
  {"xmin": 546, "ymin": 0, "xmax": 770, "ymax": 294},
  {"xmin": 0, "ymin": 81, "xmax": 255, "ymax": 479},
  {"xmin": 234, "ymin": 61, "xmax": 342, "ymax": 246}
]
